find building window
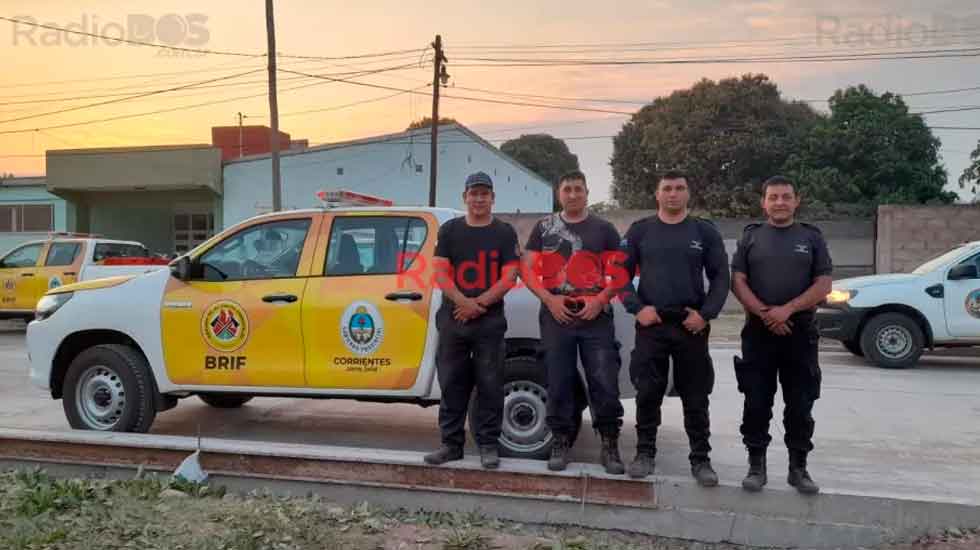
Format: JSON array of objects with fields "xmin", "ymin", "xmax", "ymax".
[
  {"xmin": 0, "ymin": 204, "xmax": 54, "ymax": 233},
  {"xmin": 173, "ymin": 211, "xmax": 215, "ymax": 254},
  {"xmin": 467, "ymin": 155, "xmax": 472, "ymax": 163},
  {"xmin": 415, "ymin": 164, "xmax": 423, "ymax": 174},
  {"xmin": 337, "ymin": 167, "xmax": 344, "ymax": 176}
]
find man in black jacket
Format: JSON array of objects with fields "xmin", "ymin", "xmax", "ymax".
[{"xmin": 618, "ymin": 170, "xmax": 730, "ymax": 486}]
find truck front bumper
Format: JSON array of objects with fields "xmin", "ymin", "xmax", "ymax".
[{"xmin": 815, "ymin": 305, "xmax": 868, "ymax": 342}]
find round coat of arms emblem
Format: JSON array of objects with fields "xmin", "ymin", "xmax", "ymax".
[
  {"xmin": 966, "ymin": 289, "xmax": 980, "ymax": 320},
  {"xmin": 341, "ymin": 301, "xmax": 384, "ymax": 355},
  {"xmin": 201, "ymin": 300, "xmax": 250, "ymax": 353}
]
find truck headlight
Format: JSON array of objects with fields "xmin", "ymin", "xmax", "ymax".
[
  {"xmin": 36, "ymin": 292, "xmax": 73, "ymax": 321},
  {"xmin": 825, "ymin": 289, "xmax": 857, "ymax": 305}
]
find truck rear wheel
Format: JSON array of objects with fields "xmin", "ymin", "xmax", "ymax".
[
  {"xmin": 198, "ymin": 394, "xmax": 253, "ymax": 408},
  {"xmin": 859, "ymin": 313, "xmax": 924, "ymax": 369},
  {"xmin": 62, "ymin": 344, "xmax": 157, "ymax": 432},
  {"xmin": 468, "ymin": 355, "xmax": 583, "ymax": 460}
]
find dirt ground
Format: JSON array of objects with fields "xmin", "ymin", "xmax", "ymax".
[{"xmin": 2, "ymin": 469, "xmax": 977, "ymax": 550}]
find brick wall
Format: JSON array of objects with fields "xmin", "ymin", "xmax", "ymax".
[{"xmin": 875, "ymin": 205, "xmax": 980, "ymax": 273}]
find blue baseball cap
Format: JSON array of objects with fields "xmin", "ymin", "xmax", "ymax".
[{"xmin": 464, "ymin": 171, "xmax": 494, "ymax": 190}]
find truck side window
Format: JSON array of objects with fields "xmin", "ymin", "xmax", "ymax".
[
  {"xmin": 46, "ymin": 243, "xmax": 81, "ymax": 267},
  {"xmin": 93, "ymin": 243, "xmax": 149, "ymax": 262},
  {"xmin": 0, "ymin": 244, "xmax": 42, "ymax": 269},
  {"xmin": 198, "ymin": 218, "xmax": 311, "ymax": 282},
  {"xmin": 961, "ymin": 253, "xmax": 980, "ymax": 274},
  {"xmin": 325, "ymin": 217, "xmax": 428, "ymax": 276}
]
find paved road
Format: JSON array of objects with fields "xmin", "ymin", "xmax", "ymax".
[{"xmin": 2, "ymin": 328, "xmax": 979, "ymax": 504}]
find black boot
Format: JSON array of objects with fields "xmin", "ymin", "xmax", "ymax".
[
  {"xmin": 424, "ymin": 445, "xmax": 463, "ymax": 465},
  {"xmin": 548, "ymin": 434, "xmax": 571, "ymax": 471},
  {"xmin": 741, "ymin": 450, "xmax": 767, "ymax": 492},
  {"xmin": 479, "ymin": 445, "xmax": 500, "ymax": 470},
  {"xmin": 691, "ymin": 459, "xmax": 719, "ymax": 487},
  {"xmin": 628, "ymin": 450, "xmax": 655, "ymax": 479},
  {"xmin": 599, "ymin": 435, "xmax": 625, "ymax": 475},
  {"xmin": 787, "ymin": 450, "xmax": 819, "ymax": 495}
]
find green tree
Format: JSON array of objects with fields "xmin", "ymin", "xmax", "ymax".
[
  {"xmin": 959, "ymin": 140, "xmax": 980, "ymax": 203},
  {"xmin": 500, "ymin": 134, "xmax": 580, "ymax": 211},
  {"xmin": 406, "ymin": 117, "xmax": 459, "ymax": 130},
  {"xmin": 610, "ymin": 74, "xmax": 820, "ymax": 216},
  {"xmin": 784, "ymin": 85, "xmax": 956, "ymax": 209}
]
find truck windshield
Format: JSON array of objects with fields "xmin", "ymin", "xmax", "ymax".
[{"xmin": 912, "ymin": 246, "xmax": 976, "ymax": 274}]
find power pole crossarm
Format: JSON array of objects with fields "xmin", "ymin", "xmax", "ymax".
[
  {"xmin": 266, "ymin": 0, "xmax": 282, "ymax": 212},
  {"xmin": 428, "ymin": 35, "xmax": 446, "ymax": 208}
]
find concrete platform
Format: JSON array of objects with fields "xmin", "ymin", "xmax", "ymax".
[{"xmin": 1, "ymin": 427, "xmax": 978, "ymax": 549}]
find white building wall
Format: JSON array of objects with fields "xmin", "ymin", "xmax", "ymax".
[{"xmin": 222, "ymin": 126, "xmax": 552, "ymax": 228}]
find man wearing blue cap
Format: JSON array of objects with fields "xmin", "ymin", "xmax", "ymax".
[{"xmin": 425, "ymin": 171, "xmax": 521, "ymax": 469}]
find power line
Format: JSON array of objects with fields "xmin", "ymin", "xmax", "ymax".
[
  {"xmin": 0, "ymin": 64, "xmax": 423, "ymax": 106},
  {"xmin": 0, "ymin": 69, "xmax": 265, "ymax": 125},
  {"xmin": 450, "ymin": 85, "xmax": 648, "ymax": 105},
  {"xmin": 0, "ymin": 16, "xmax": 424, "ymax": 61},
  {"xmin": 0, "ymin": 56, "xmax": 265, "ymax": 90},
  {"xmin": 450, "ymin": 27, "xmax": 980, "ymax": 51},
  {"xmin": 279, "ymin": 69, "xmax": 635, "ymax": 115},
  {"xmin": 0, "ymin": 64, "xmax": 422, "ymax": 135},
  {"xmin": 916, "ymin": 105, "xmax": 980, "ymax": 115},
  {"xmin": 279, "ymin": 85, "xmax": 429, "ymax": 117},
  {"xmin": 451, "ymin": 46, "xmax": 980, "ymax": 67}
]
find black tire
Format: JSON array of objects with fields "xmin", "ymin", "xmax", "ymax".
[
  {"xmin": 198, "ymin": 394, "xmax": 253, "ymax": 408},
  {"xmin": 842, "ymin": 339, "xmax": 864, "ymax": 357},
  {"xmin": 859, "ymin": 313, "xmax": 924, "ymax": 369},
  {"xmin": 62, "ymin": 344, "xmax": 157, "ymax": 432},
  {"xmin": 467, "ymin": 354, "xmax": 582, "ymax": 460}
]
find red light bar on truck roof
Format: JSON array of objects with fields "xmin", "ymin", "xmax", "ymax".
[{"xmin": 316, "ymin": 189, "xmax": 393, "ymax": 208}]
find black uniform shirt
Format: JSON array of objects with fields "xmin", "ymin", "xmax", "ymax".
[
  {"xmin": 525, "ymin": 213, "xmax": 621, "ymax": 296},
  {"xmin": 731, "ymin": 222, "xmax": 833, "ymax": 309},
  {"xmin": 618, "ymin": 215, "xmax": 730, "ymax": 320},
  {"xmin": 434, "ymin": 216, "xmax": 520, "ymax": 314}
]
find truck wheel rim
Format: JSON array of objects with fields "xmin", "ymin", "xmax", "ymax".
[
  {"xmin": 876, "ymin": 326, "xmax": 913, "ymax": 359},
  {"xmin": 76, "ymin": 365, "xmax": 126, "ymax": 430},
  {"xmin": 500, "ymin": 380, "xmax": 551, "ymax": 454}
]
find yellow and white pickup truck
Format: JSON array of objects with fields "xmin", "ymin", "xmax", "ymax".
[
  {"xmin": 1, "ymin": 235, "xmax": 167, "ymax": 321},
  {"xmin": 25, "ymin": 207, "xmax": 638, "ymax": 459}
]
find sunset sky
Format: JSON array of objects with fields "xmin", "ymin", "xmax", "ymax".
[{"xmin": 2, "ymin": 0, "xmax": 979, "ymax": 203}]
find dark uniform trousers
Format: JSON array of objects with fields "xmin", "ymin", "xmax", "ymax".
[
  {"xmin": 735, "ymin": 312, "xmax": 822, "ymax": 454},
  {"xmin": 540, "ymin": 308, "xmax": 624, "ymax": 438},
  {"xmin": 435, "ymin": 306, "xmax": 507, "ymax": 449},
  {"xmin": 629, "ymin": 312, "xmax": 715, "ymax": 463}
]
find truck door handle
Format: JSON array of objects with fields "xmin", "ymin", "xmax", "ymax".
[
  {"xmin": 20, "ymin": 273, "xmax": 34, "ymax": 277},
  {"xmin": 385, "ymin": 291, "xmax": 423, "ymax": 301},
  {"xmin": 262, "ymin": 293, "xmax": 298, "ymax": 303},
  {"xmin": 63, "ymin": 272, "xmax": 76, "ymax": 276}
]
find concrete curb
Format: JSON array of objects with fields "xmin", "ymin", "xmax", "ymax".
[{"xmin": 1, "ymin": 428, "xmax": 978, "ymax": 548}]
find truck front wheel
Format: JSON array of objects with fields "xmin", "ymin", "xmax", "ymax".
[
  {"xmin": 469, "ymin": 355, "xmax": 583, "ymax": 460},
  {"xmin": 842, "ymin": 339, "xmax": 864, "ymax": 357},
  {"xmin": 859, "ymin": 313, "xmax": 924, "ymax": 369},
  {"xmin": 62, "ymin": 344, "xmax": 157, "ymax": 432}
]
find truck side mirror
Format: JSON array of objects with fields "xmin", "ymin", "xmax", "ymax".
[
  {"xmin": 170, "ymin": 256, "xmax": 192, "ymax": 281},
  {"xmin": 948, "ymin": 264, "xmax": 978, "ymax": 280}
]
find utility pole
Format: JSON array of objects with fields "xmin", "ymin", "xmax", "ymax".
[
  {"xmin": 237, "ymin": 112, "xmax": 247, "ymax": 158},
  {"xmin": 428, "ymin": 35, "xmax": 447, "ymax": 207},
  {"xmin": 265, "ymin": 0, "xmax": 282, "ymax": 211}
]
